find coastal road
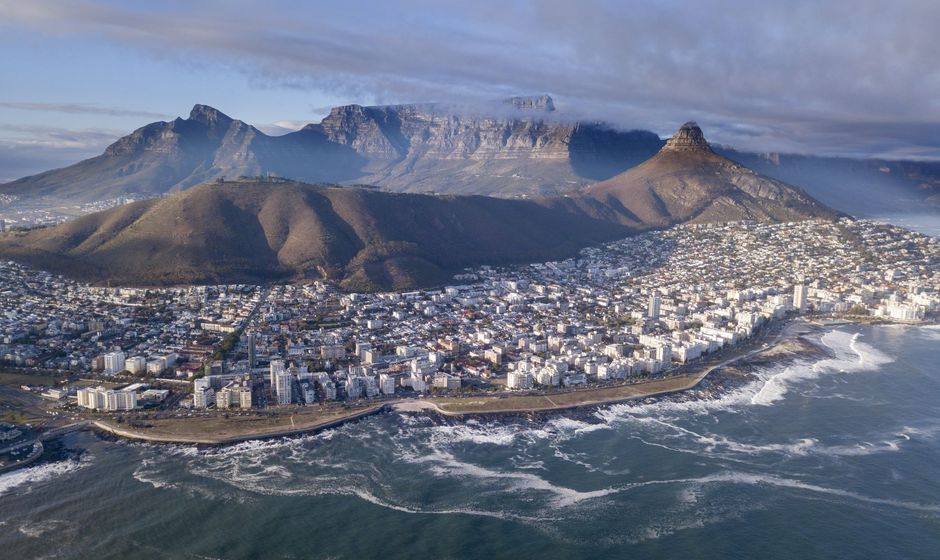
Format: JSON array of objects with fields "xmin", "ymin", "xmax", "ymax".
[{"xmin": 398, "ymin": 319, "xmax": 804, "ymax": 417}]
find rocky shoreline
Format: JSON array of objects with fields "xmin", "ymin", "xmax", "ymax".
[
  {"xmin": 402, "ymin": 321, "xmax": 834, "ymax": 427},
  {"xmin": 5, "ymin": 319, "xmax": 881, "ymax": 454}
]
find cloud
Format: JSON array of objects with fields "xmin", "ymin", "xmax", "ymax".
[
  {"xmin": 0, "ymin": 102, "xmax": 172, "ymax": 120},
  {"xmin": 1, "ymin": 0, "xmax": 939, "ymax": 159},
  {"xmin": 0, "ymin": 124, "xmax": 123, "ymax": 180},
  {"xmin": 255, "ymin": 120, "xmax": 309, "ymax": 136},
  {"xmin": 0, "ymin": 123, "xmax": 123, "ymax": 150}
]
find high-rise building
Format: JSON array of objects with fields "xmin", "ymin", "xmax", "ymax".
[
  {"xmin": 238, "ymin": 386, "xmax": 253, "ymax": 409},
  {"xmin": 247, "ymin": 331, "xmax": 256, "ymax": 368},
  {"xmin": 270, "ymin": 359, "xmax": 285, "ymax": 386},
  {"xmin": 103, "ymin": 351, "xmax": 126, "ymax": 374},
  {"xmin": 275, "ymin": 372, "xmax": 293, "ymax": 405},
  {"xmin": 654, "ymin": 344, "xmax": 672, "ymax": 364},
  {"xmin": 216, "ymin": 383, "xmax": 252, "ymax": 409},
  {"xmin": 77, "ymin": 387, "xmax": 106, "ymax": 410},
  {"xmin": 321, "ymin": 379, "xmax": 337, "ymax": 400},
  {"xmin": 193, "ymin": 386, "xmax": 215, "ymax": 408},
  {"xmin": 124, "ymin": 356, "xmax": 146, "ymax": 375},
  {"xmin": 379, "ymin": 374, "xmax": 396, "ymax": 395},
  {"xmin": 507, "ymin": 371, "xmax": 534, "ymax": 390},
  {"xmin": 648, "ymin": 293, "xmax": 661, "ymax": 320},
  {"xmin": 793, "ymin": 284, "xmax": 808, "ymax": 311},
  {"xmin": 77, "ymin": 386, "xmax": 137, "ymax": 411}
]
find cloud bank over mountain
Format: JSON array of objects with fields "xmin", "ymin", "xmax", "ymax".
[{"xmin": 1, "ymin": 0, "xmax": 939, "ymax": 174}]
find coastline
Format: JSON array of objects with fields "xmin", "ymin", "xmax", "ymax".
[
  {"xmin": 90, "ymin": 403, "xmax": 388, "ymax": 446},
  {"xmin": 7, "ymin": 316, "xmax": 928, "ymax": 451},
  {"xmin": 88, "ymin": 318, "xmax": 817, "ymax": 446},
  {"xmin": 398, "ymin": 318, "xmax": 818, "ymax": 417}
]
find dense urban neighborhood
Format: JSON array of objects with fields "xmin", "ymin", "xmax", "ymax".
[
  {"xmin": 0, "ymin": 217, "xmax": 936, "ymax": 428},
  {"xmin": 0, "ymin": 195, "xmax": 147, "ymax": 232}
]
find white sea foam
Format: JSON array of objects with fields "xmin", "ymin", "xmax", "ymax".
[
  {"xmin": 547, "ymin": 416, "xmax": 611, "ymax": 436},
  {"xmin": 17, "ymin": 519, "xmax": 71, "ymax": 539},
  {"xmin": 342, "ymin": 486, "xmax": 533, "ymax": 522},
  {"xmin": 427, "ymin": 423, "xmax": 529, "ymax": 447},
  {"xmin": 0, "ymin": 458, "xmax": 88, "ymax": 497},
  {"xmin": 594, "ymin": 328, "xmax": 894, "ymax": 424},
  {"xmin": 407, "ymin": 448, "xmax": 619, "ymax": 507},
  {"xmin": 692, "ymin": 471, "xmax": 940, "ymax": 514},
  {"xmin": 918, "ymin": 325, "xmax": 940, "ymax": 341},
  {"xmin": 750, "ymin": 330, "xmax": 893, "ymax": 406},
  {"xmin": 132, "ymin": 458, "xmax": 180, "ymax": 490}
]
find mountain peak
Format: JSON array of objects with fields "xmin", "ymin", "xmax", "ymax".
[
  {"xmin": 189, "ymin": 104, "xmax": 233, "ymax": 126},
  {"xmin": 662, "ymin": 121, "xmax": 712, "ymax": 153}
]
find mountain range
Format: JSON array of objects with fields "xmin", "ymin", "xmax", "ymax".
[
  {"xmin": 0, "ymin": 122, "xmax": 838, "ymax": 290},
  {"xmin": 1, "ymin": 96, "xmax": 938, "ymax": 216}
]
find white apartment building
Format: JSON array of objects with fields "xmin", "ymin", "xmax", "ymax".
[
  {"xmin": 77, "ymin": 386, "xmax": 137, "ymax": 411},
  {"xmin": 507, "ymin": 370, "xmax": 534, "ymax": 390},
  {"xmin": 648, "ymin": 292, "xmax": 661, "ymax": 319},
  {"xmin": 379, "ymin": 373, "xmax": 396, "ymax": 395},
  {"xmin": 269, "ymin": 359, "xmax": 285, "ymax": 386},
  {"xmin": 275, "ymin": 371, "xmax": 293, "ymax": 404},
  {"xmin": 124, "ymin": 356, "xmax": 146, "ymax": 375},
  {"xmin": 103, "ymin": 351, "xmax": 126, "ymax": 374},
  {"xmin": 193, "ymin": 386, "xmax": 215, "ymax": 408},
  {"xmin": 793, "ymin": 284, "xmax": 808, "ymax": 311}
]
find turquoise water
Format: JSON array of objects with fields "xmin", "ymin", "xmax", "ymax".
[{"xmin": 2, "ymin": 323, "xmax": 939, "ymax": 559}]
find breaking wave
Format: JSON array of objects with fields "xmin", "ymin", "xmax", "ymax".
[
  {"xmin": 74, "ymin": 323, "xmax": 933, "ymax": 549},
  {"xmin": 0, "ymin": 457, "xmax": 90, "ymax": 497},
  {"xmin": 750, "ymin": 330, "xmax": 893, "ymax": 406}
]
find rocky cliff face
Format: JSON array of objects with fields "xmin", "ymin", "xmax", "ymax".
[
  {"xmin": 5, "ymin": 97, "xmax": 940, "ymax": 213},
  {"xmin": 0, "ymin": 96, "xmax": 666, "ymax": 200},
  {"xmin": 661, "ymin": 121, "xmax": 712, "ymax": 153},
  {"xmin": 311, "ymin": 98, "xmax": 575, "ymax": 162},
  {"xmin": 297, "ymin": 97, "xmax": 662, "ymax": 194}
]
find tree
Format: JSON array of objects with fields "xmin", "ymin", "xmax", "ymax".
[{"xmin": 847, "ymin": 304, "xmax": 869, "ymax": 316}]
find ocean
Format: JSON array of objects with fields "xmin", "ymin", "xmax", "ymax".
[{"xmin": 2, "ymin": 322, "xmax": 939, "ymax": 559}]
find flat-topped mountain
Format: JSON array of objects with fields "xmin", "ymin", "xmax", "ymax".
[
  {"xmin": 2, "ymin": 97, "xmax": 938, "ymax": 214},
  {"xmin": 0, "ymin": 97, "xmax": 662, "ymax": 201},
  {"xmin": 0, "ymin": 124, "xmax": 840, "ymax": 290}
]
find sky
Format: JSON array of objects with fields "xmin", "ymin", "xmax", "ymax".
[{"xmin": 1, "ymin": 0, "xmax": 939, "ymax": 181}]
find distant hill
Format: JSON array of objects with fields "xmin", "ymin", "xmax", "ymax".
[
  {"xmin": 712, "ymin": 147, "xmax": 940, "ymax": 215},
  {"xmin": 0, "ymin": 178, "xmax": 628, "ymax": 290},
  {"xmin": 570, "ymin": 122, "xmax": 839, "ymax": 227},
  {"xmin": 2, "ymin": 97, "xmax": 938, "ymax": 216},
  {"xmin": 0, "ymin": 123, "xmax": 841, "ymax": 291}
]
